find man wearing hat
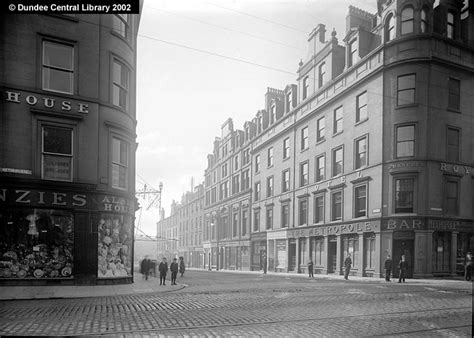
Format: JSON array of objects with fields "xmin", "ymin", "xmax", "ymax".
[{"xmin": 158, "ymin": 257, "xmax": 168, "ymax": 286}]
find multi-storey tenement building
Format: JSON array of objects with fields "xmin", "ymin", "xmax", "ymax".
[
  {"xmin": 0, "ymin": 11, "xmax": 142, "ymax": 285},
  {"xmin": 159, "ymin": 0, "xmax": 473, "ymax": 279},
  {"xmin": 202, "ymin": 119, "xmax": 254, "ymax": 270},
  {"xmin": 156, "ymin": 201, "xmax": 179, "ymax": 261}
]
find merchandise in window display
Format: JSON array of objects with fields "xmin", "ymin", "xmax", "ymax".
[
  {"xmin": 0, "ymin": 209, "xmax": 74, "ymax": 279},
  {"xmin": 97, "ymin": 215, "xmax": 132, "ymax": 278}
]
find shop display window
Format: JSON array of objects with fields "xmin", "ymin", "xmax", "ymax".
[
  {"xmin": 0, "ymin": 209, "xmax": 74, "ymax": 279},
  {"xmin": 97, "ymin": 214, "xmax": 132, "ymax": 278}
]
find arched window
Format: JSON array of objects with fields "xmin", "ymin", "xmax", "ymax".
[
  {"xmin": 318, "ymin": 62, "xmax": 326, "ymax": 88},
  {"xmin": 401, "ymin": 6, "xmax": 414, "ymax": 35},
  {"xmin": 421, "ymin": 7, "xmax": 428, "ymax": 33},
  {"xmin": 385, "ymin": 14, "xmax": 395, "ymax": 42},
  {"xmin": 302, "ymin": 76, "xmax": 309, "ymax": 100},
  {"xmin": 447, "ymin": 11, "xmax": 455, "ymax": 38}
]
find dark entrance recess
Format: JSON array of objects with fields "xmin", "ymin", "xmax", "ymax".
[
  {"xmin": 327, "ymin": 236, "xmax": 337, "ymax": 273},
  {"xmin": 393, "ymin": 238, "xmax": 414, "ymax": 278}
]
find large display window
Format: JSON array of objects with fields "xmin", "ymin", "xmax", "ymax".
[
  {"xmin": 0, "ymin": 209, "xmax": 74, "ymax": 279},
  {"xmin": 97, "ymin": 214, "xmax": 132, "ymax": 278}
]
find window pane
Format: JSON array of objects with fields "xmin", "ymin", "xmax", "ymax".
[
  {"xmin": 398, "ymin": 125, "xmax": 414, "ymax": 141},
  {"xmin": 44, "ymin": 41, "xmax": 73, "ymax": 70},
  {"xmin": 398, "ymin": 74, "xmax": 415, "ymax": 90},
  {"xmin": 43, "ymin": 68, "xmax": 73, "ymax": 93},
  {"xmin": 43, "ymin": 154, "xmax": 72, "ymax": 180},
  {"xmin": 43, "ymin": 127, "xmax": 72, "ymax": 154}
]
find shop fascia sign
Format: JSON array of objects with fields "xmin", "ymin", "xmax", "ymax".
[
  {"xmin": 287, "ymin": 221, "xmax": 380, "ymax": 238},
  {"xmin": 383, "ymin": 218, "xmax": 470, "ymax": 231},
  {"xmin": 440, "ymin": 162, "xmax": 473, "ymax": 176},
  {"xmin": 4, "ymin": 90, "xmax": 89, "ymax": 114},
  {"xmin": 98, "ymin": 194, "xmax": 134, "ymax": 213},
  {"xmin": 0, "ymin": 188, "xmax": 87, "ymax": 207}
]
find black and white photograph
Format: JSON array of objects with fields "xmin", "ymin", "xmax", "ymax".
[{"xmin": 0, "ymin": 0, "xmax": 473, "ymax": 336}]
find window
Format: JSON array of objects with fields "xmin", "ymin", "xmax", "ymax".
[
  {"xmin": 300, "ymin": 161, "xmax": 309, "ymax": 187},
  {"xmin": 316, "ymin": 154, "xmax": 325, "ymax": 182},
  {"xmin": 401, "ymin": 6, "xmax": 414, "ymax": 35},
  {"xmin": 112, "ymin": 14, "xmax": 129, "ymax": 39},
  {"xmin": 222, "ymin": 163, "xmax": 228, "ymax": 177},
  {"xmin": 242, "ymin": 169, "xmax": 250, "ymax": 190},
  {"xmin": 333, "ymin": 106, "xmax": 343, "ymax": 134},
  {"xmin": 286, "ymin": 91, "xmax": 292, "ymax": 113},
  {"xmin": 266, "ymin": 176, "xmax": 274, "ymax": 197},
  {"xmin": 301, "ymin": 127, "xmax": 309, "ymax": 150},
  {"xmin": 318, "ymin": 62, "xmax": 326, "ymax": 88},
  {"xmin": 281, "ymin": 203, "xmax": 290, "ymax": 228},
  {"xmin": 421, "ymin": 8, "xmax": 428, "ymax": 33},
  {"xmin": 317, "ymin": 116, "xmax": 325, "ymax": 142},
  {"xmin": 42, "ymin": 126, "xmax": 73, "ymax": 181},
  {"xmin": 303, "ymin": 76, "xmax": 309, "ymax": 100},
  {"xmin": 446, "ymin": 179, "xmax": 459, "ymax": 215},
  {"xmin": 448, "ymin": 78, "xmax": 460, "ymax": 110},
  {"xmin": 385, "ymin": 13, "xmax": 395, "ymax": 41},
  {"xmin": 112, "ymin": 60, "xmax": 130, "ymax": 110},
  {"xmin": 356, "ymin": 92, "xmax": 367, "ymax": 122},
  {"xmin": 447, "ymin": 127, "xmax": 460, "ymax": 162},
  {"xmin": 395, "ymin": 178, "xmax": 414, "ymax": 213},
  {"xmin": 242, "ymin": 149, "xmax": 250, "ymax": 165},
  {"xmin": 282, "ymin": 169, "xmax": 290, "ymax": 192},
  {"xmin": 255, "ymin": 155, "xmax": 261, "ymax": 173},
  {"xmin": 355, "ymin": 136, "xmax": 367, "ymax": 169},
  {"xmin": 313, "ymin": 238, "xmax": 324, "ymax": 266},
  {"xmin": 365, "ymin": 234, "xmax": 376, "ymax": 269},
  {"xmin": 234, "ymin": 156, "xmax": 239, "ymax": 171},
  {"xmin": 331, "ymin": 191, "xmax": 343, "ymax": 221},
  {"xmin": 270, "ymin": 103, "xmax": 276, "ymax": 124},
  {"xmin": 354, "ymin": 185, "xmax": 367, "ymax": 218},
  {"xmin": 42, "ymin": 41, "xmax": 74, "ymax": 94},
  {"xmin": 348, "ymin": 39, "xmax": 358, "ymax": 67},
  {"xmin": 267, "ymin": 147, "xmax": 274, "ymax": 167},
  {"xmin": 112, "ymin": 137, "xmax": 129, "ymax": 189},
  {"xmin": 447, "ymin": 12, "xmax": 455, "ymax": 39},
  {"xmin": 314, "ymin": 195, "xmax": 324, "ymax": 223},
  {"xmin": 233, "ymin": 213, "xmax": 239, "ymax": 237},
  {"xmin": 299, "ymin": 198, "xmax": 308, "ymax": 226},
  {"xmin": 397, "ymin": 74, "xmax": 416, "ymax": 105},
  {"xmin": 332, "ymin": 146, "xmax": 343, "ymax": 177},
  {"xmin": 233, "ymin": 175, "xmax": 240, "ymax": 194},
  {"xmin": 396, "ymin": 125, "xmax": 415, "ymax": 158},
  {"xmin": 254, "ymin": 182, "xmax": 261, "ymax": 201},
  {"xmin": 242, "ymin": 209, "xmax": 248, "ymax": 237},
  {"xmin": 253, "ymin": 210, "xmax": 260, "ymax": 231},
  {"xmin": 283, "ymin": 138, "xmax": 290, "ymax": 159},
  {"xmin": 266, "ymin": 207, "xmax": 273, "ymax": 230},
  {"xmin": 343, "ymin": 235, "xmax": 359, "ymax": 268}
]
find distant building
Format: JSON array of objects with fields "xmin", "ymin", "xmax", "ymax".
[{"xmin": 0, "ymin": 10, "xmax": 142, "ymax": 285}]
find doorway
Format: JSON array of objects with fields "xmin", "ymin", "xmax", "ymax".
[
  {"xmin": 327, "ymin": 238, "xmax": 337, "ymax": 273},
  {"xmin": 393, "ymin": 239, "xmax": 414, "ymax": 278}
]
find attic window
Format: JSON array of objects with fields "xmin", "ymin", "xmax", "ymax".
[
  {"xmin": 401, "ymin": 6, "xmax": 414, "ymax": 35},
  {"xmin": 385, "ymin": 14, "xmax": 395, "ymax": 42}
]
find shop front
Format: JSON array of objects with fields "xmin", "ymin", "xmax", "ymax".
[
  {"xmin": 0, "ymin": 182, "xmax": 136, "ymax": 285},
  {"xmin": 250, "ymin": 232, "xmax": 267, "ymax": 271},
  {"xmin": 381, "ymin": 217, "xmax": 474, "ymax": 278}
]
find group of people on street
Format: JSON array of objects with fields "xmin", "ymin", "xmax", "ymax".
[
  {"xmin": 383, "ymin": 254, "xmax": 408, "ymax": 283},
  {"xmin": 140, "ymin": 256, "xmax": 186, "ymax": 285}
]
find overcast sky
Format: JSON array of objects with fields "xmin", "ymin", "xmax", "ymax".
[{"xmin": 134, "ymin": 0, "xmax": 378, "ymax": 237}]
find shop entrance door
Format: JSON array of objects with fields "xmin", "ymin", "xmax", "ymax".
[
  {"xmin": 288, "ymin": 240, "xmax": 296, "ymax": 271},
  {"xmin": 327, "ymin": 239, "xmax": 337, "ymax": 273},
  {"xmin": 393, "ymin": 239, "xmax": 414, "ymax": 278}
]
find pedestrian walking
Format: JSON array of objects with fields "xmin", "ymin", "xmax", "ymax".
[
  {"xmin": 398, "ymin": 255, "xmax": 408, "ymax": 283},
  {"xmin": 179, "ymin": 256, "xmax": 186, "ymax": 277},
  {"xmin": 140, "ymin": 255, "xmax": 151, "ymax": 281},
  {"xmin": 158, "ymin": 257, "xmax": 168, "ymax": 286},
  {"xmin": 384, "ymin": 254, "xmax": 393, "ymax": 282},
  {"xmin": 464, "ymin": 252, "xmax": 472, "ymax": 281},
  {"xmin": 170, "ymin": 258, "xmax": 179, "ymax": 285},
  {"xmin": 344, "ymin": 253, "xmax": 352, "ymax": 280},
  {"xmin": 308, "ymin": 258, "xmax": 314, "ymax": 279}
]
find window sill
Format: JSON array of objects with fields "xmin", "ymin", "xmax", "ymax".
[
  {"xmin": 355, "ymin": 118, "xmax": 368, "ymax": 126},
  {"xmin": 267, "ymin": 164, "xmax": 274, "ymax": 169},
  {"xmin": 316, "ymin": 138, "xmax": 326, "ymax": 145},
  {"xmin": 283, "ymin": 156, "xmax": 290, "ymax": 162},
  {"xmin": 300, "ymin": 147, "xmax": 309, "ymax": 153},
  {"xmin": 333, "ymin": 131, "xmax": 343, "ymax": 137},
  {"xmin": 395, "ymin": 103, "xmax": 418, "ymax": 110},
  {"xmin": 447, "ymin": 108, "xmax": 461, "ymax": 114}
]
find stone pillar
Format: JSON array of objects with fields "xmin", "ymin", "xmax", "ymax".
[
  {"xmin": 286, "ymin": 239, "xmax": 290, "ymax": 273},
  {"xmin": 296, "ymin": 238, "xmax": 300, "ymax": 273},
  {"xmin": 322, "ymin": 236, "xmax": 329, "ymax": 274},
  {"xmin": 336, "ymin": 234, "xmax": 342, "ymax": 275},
  {"xmin": 358, "ymin": 233, "xmax": 364, "ymax": 277},
  {"xmin": 373, "ymin": 232, "xmax": 382, "ymax": 278},
  {"xmin": 451, "ymin": 232, "xmax": 458, "ymax": 277},
  {"xmin": 274, "ymin": 239, "xmax": 278, "ymax": 273}
]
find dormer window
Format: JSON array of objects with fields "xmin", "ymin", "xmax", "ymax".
[
  {"xmin": 421, "ymin": 7, "xmax": 428, "ymax": 33},
  {"xmin": 447, "ymin": 12, "xmax": 455, "ymax": 39},
  {"xmin": 401, "ymin": 6, "xmax": 414, "ymax": 35},
  {"xmin": 318, "ymin": 62, "xmax": 326, "ymax": 88},
  {"xmin": 270, "ymin": 102, "xmax": 276, "ymax": 124},
  {"xmin": 348, "ymin": 39, "xmax": 357, "ymax": 67},
  {"xmin": 302, "ymin": 76, "xmax": 309, "ymax": 100},
  {"xmin": 257, "ymin": 115, "xmax": 263, "ymax": 133},
  {"xmin": 385, "ymin": 14, "xmax": 395, "ymax": 42},
  {"xmin": 286, "ymin": 91, "xmax": 292, "ymax": 113}
]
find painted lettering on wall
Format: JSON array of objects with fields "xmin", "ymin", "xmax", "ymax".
[
  {"xmin": 288, "ymin": 221, "xmax": 380, "ymax": 238},
  {"xmin": 0, "ymin": 188, "xmax": 87, "ymax": 207},
  {"xmin": 4, "ymin": 90, "xmax": 89, "ymax": 114},
  {"xmin": 100, "ymin": 195, "xmax": 133, "ymax": 213},
  {"xmin": 440, "ymin": 162, "xmax": 472, "ymax": 176}
]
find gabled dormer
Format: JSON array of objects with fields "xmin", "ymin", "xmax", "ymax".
[
  {"xmin": 265, "ymin": 87, "xmax": 285, "ymax": 125},
  {"xmin": 284, "ymin": 84, "xmax": 297, "ymax": 113}
]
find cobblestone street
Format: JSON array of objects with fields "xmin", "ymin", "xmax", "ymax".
[{"xmin": 1, "ymin": 271, "xmax": 472, "ymax": 336}]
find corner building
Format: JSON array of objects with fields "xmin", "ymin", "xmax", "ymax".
[{"xmin": 0, "ymin": 11, "xmax": 142, "ymax": 285}]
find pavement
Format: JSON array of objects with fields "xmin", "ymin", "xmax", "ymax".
[{"xmin": 0, "ymin": 269, "xmax": 471, "ymax": 300}]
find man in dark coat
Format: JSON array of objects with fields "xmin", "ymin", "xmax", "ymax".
[
  {"xmin": 158, "ymin": 257, "xmax": 168, "ymax": 285},
  {"xmin": 140, "ymin": 256, "xmax": 151, "ymax": 280},
  {"xmin": 170, "ymin": 258, "xmax": 179, "ymax": 285},
  {"xmin": 344, "ymin": 253, "xmax": 352, "ymax": 280},
  {"xmin": 384, "ymin": 254, "xmax": 393, "ymax": 282},
  {"xmin": 464, "ymin": 252, "xmax": 472, "ymax": 281},
  {"xmin": 179, "ymin": 256, "xmax": 186, "ymax": 277},
  {"xmin": 398, "ymin": 255, "xmax": 408, "ymax": 283}
]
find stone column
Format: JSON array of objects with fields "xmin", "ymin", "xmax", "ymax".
[
  {"xmin": 336, "ymin": 234, "xmax": 342, "ymax": 275},
  {"xmin": 286, "ymin": 239, "xmax": 290, "ymax": 273},
  {"xmin": 373, "ymin": 232, "xmax": 382, "ymax": 278},
  {"xmin": 358, "ymin": 233, "xmax": 364, "ymax": 277},
  {"xmin": 451, "ymin": 232, "xmax": 458, "ymax": 277},
  {"xmin": 322, "ymin": 236, "xmax": 329, "ymax": 274},
  {"xmin": 274, "ymin": 239, "xmax": 278, "ymax": 273},
  {"xmin": 296, "ymin": 238, "xmax": 300, "ymax": 273}
]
